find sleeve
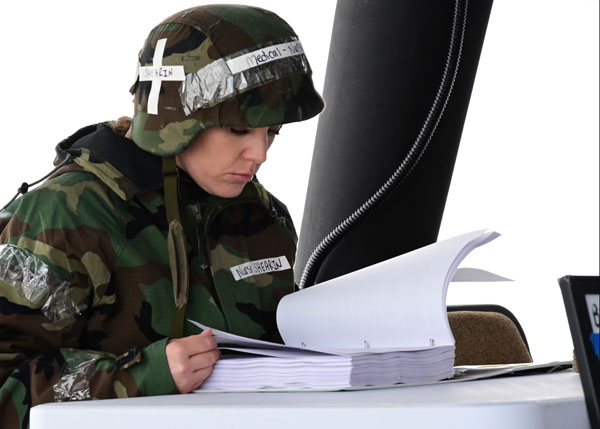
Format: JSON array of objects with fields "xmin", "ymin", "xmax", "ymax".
[{"xmin": 0, "ymin": 173, "xmax": 175, "ymax": 429}]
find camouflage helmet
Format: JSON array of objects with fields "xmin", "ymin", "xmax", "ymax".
[{"xmin": 130, "ymin": 4, "xmax": 325, "ymax": 157}]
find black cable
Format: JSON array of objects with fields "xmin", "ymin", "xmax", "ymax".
[{"xmin": 298, "ymin": 0, "xmax": 469, "ymax": 289}]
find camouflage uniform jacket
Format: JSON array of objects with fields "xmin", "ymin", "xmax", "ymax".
[{"xmin": 0, "ymin": 123, "xmax": 297, "ymax": 428}]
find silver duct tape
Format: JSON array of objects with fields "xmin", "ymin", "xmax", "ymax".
[
  {"xmin": 180, "ymin": 39, "xmax": 311, "ymax": 115},
  {"xmin": 0, "ymin": 244, "xmax": 83, "ymax": 324},
  {"xmin": 53, "ymin": 351, "xmax": 103, "ymax": 402}
]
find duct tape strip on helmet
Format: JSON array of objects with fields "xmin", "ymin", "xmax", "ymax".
[{"xmin": 179, "ymin": 38, "xmax": 310, "ymax": 115}]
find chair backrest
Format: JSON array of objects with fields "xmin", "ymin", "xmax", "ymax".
[{"xmin": 447, "ymin": 304, "xmax": 533, "ymax": 366}]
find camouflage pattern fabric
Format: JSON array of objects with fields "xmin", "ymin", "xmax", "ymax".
[
  {"xmin": 0, "ymin": 123, "xmax": 297, "ymax": 428},
  {"xmin": 131, "ymin": 4, "xmax": 324, "ymax": 156}
]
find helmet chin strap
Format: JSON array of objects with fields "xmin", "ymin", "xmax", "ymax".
[{"xmin": 162, "ymin": 156, "xmax": 189, "ymax": 338}]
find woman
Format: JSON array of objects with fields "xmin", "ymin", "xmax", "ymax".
[{"xmin": 0, "ymin": 5, "xmax": 323, "ymax": 427}]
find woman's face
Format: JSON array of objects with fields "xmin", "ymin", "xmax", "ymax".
[{"xmin": 175, "ymin": 126, "xmax": 280, "ymax": 198}]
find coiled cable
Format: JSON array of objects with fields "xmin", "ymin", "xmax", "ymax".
[{"xmin": 298, "ymin": 0, "xmax": 469, "ymax": 289}]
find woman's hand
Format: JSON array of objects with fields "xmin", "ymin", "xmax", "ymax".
[{"xmin": 166, "ymin": 329, "xmax": 221, "ymax": 393}]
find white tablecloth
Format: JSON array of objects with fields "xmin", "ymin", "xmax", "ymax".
[{"xmin": 30, "ymin": 371, "xmax": 590, "ymax": 429}]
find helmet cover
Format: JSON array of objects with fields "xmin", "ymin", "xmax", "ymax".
[{"xmin": 131, "ymin": 5, "xmax": 325, "ymax": 156}]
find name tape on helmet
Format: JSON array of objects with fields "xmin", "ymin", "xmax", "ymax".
[
  {"xmin": 230, "ymin": 256, "xmax": 291, "ymax": 281},
  {"xmin": 139, "ymin": 66, "xmax": 185, "ymax": 81},
  {"xmin": 225, "ymin": 40, "xmax": 305, "ymax": 75}
]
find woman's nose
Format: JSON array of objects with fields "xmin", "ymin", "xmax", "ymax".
[{"xmin": 244, "ymin": 128, "xmax": 269, "ymax": 164}]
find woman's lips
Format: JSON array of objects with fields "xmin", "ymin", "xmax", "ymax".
[{"xmin": 229, "ymin": 173, "xmax": 254, "ymax": 182}]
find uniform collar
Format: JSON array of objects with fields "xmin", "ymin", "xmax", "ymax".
[{"xmin": 56, "ymin": 123, "xmax": 163, "ymax": 200}]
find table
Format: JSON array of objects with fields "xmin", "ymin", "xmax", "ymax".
[{"xmin": 30, "ymin": 371, "xmax": 590, "ymax": 429}]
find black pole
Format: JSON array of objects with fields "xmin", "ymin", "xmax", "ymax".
[{"xmin": 296, "ymin": 0, "xmax": 494, "ymax": 285}]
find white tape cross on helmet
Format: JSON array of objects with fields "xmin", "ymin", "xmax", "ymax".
[{"xmin": 138, "ymin": 38, "xmax": 186, "ymax": 115}]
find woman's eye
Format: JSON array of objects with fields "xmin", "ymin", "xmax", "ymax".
[{"xmin": 230, "ymin": 127, "xmax": 280, "ymax": 137}]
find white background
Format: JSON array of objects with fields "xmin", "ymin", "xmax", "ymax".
[{"xmin": 0, "ymin": 0, "xmax": 598, "ymax": 363}]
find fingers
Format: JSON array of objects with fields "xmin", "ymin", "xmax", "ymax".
[
  {"xmin": 172, "ymin": 357, "xmax": 219, "ymax": 393},
  {"xmin": 166, "ymin": 330, "xmax": 221, "ymax": 393},
  {"xmin": 187, "ymin": 348, "xmax": 221, "ymax": 369},
  {"xmin": 173, "ymin": 329, "xmax": 218, "ymax": 355}
]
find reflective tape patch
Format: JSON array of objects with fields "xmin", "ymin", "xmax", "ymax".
[{"xmin": 230, "ymin": 256, "xmax": 291, "ymax": 281}]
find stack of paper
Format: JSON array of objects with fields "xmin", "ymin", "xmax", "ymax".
[{"xmin": 199, "ymin": 337, "xmax": 455, "ymax": 390}]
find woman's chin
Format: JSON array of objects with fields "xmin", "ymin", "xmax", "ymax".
[{"xmin": 207, "ymin": 184, "xmax": 247, "ymax": 199}]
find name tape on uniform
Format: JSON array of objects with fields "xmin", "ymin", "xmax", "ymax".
[{"xmin": 230, "ymin": 256, "xmax": 291, "ymax": 281}]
